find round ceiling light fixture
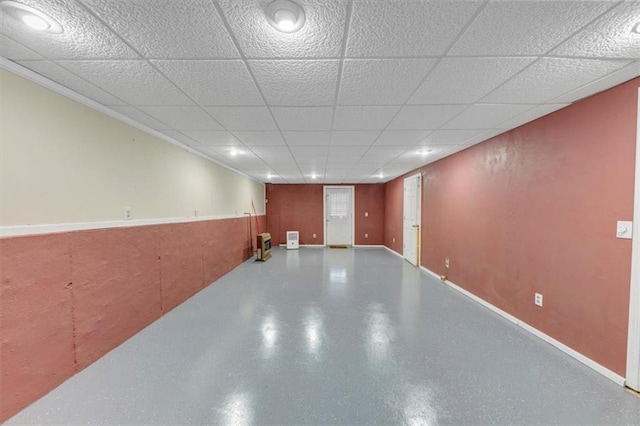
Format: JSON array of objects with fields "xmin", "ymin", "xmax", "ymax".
[
  {"xmin": 265, "ymin": 0, "xmax": 305, "ymax": 33},
  {"xmin": 632, "ymin": 21, "xmax": 640, "ymax": 35},
  {"xmin": 0, "ymin": 1, "xmax": 62, "ymax": 34}
]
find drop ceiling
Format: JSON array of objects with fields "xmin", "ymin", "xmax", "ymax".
[{"xmin": 1, "ymin": 0, "xmax": 638, "ymax": 184}]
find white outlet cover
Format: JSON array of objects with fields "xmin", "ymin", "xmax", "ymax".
[
  {"xmin": 123, "ymin": 206, "xmax": 132, "ymax": 220},
  {"xmin": 535, "ymin": 293, "xmax": 543, "ymax": 307},
  {"xmin": 616, "ymin": 220, "xmax": 633, "ymax": 239}
]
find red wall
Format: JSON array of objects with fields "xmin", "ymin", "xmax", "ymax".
[
  {"xmin": 0, "ymin": 215, "xmax": 265, "ymax": 422},
  {"xmin": 384, "ymin": 78, "xmax": 639, "ymax": 376},
  {"xmin": 266, "ymin": 184, "xmax": 385, "ymax": 245},
  {"xmin": 384, "ymin": 177, "xmax": 404, "ymax": 254}
]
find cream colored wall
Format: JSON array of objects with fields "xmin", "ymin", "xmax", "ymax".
[{"xmin": 0, "ymin": 69, "xmax": 265, "ymax": 227}]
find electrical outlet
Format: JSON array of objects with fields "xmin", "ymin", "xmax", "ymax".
[
  {"xmin": 365, "ymin": 212, "xmax": 369, "ymax": 217},
  {"xmin": 535, "ymin": 293, "xmax": 543, "ymax": 307},
  {"xmin": 393, "ymin": 237, "xmax": 396, "ymax": 243},
  {"xmin": 194, "ymin": 209, "xmax": 199, "ymax": 217},
  {"xmin": 365, "ymin": 233, "xmax": 369, "ymax": 238},
  {"xmin": 123, "ymin": 206, "xmax": 132, "ymax": 220},
  {"xmin": 445, "ymin": 258, "xmax": 450, "ymax": 268},
  {"xmin": 313, "ymin": 233, "xmax": 316, "ymax": 238}
]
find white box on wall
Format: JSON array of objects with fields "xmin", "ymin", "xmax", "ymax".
[{"xmin": 287, "ymin": 231, "xmax": 299, "ymax": 249}]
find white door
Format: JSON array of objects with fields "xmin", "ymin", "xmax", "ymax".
[
  {"xmin": 403, "ymin": 174, "xmax": 421, "ymax": 266},
  {"xmin": 325, "ymin": 187, "xmax": 353, "ymax": 246}
]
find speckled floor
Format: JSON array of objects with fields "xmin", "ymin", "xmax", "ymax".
[{"xmin": 8, "ymin": 247, "xmax": 640, "ymax": 424}]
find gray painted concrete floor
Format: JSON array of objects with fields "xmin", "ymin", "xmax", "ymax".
[{"xmin": 8, "ymin": 247, "xmax": 640, "ymax": 425}]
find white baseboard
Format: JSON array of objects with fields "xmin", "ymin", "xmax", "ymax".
[
  {"xmin": 384, "ymin": 245, "xmax": 404, "ymax": 259},
  {"xmin": 278, "ymin": 244, "xmax": 324, "ymax": 248},
  {"xmin": 419, "ymin": 265, "xmax": 625, "ymax": 387},
  {"xmin": 353, "ymin": 244, "xmax": 384, "ymax": 248}
]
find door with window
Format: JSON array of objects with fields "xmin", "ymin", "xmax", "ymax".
[
  {"xmin": 324, "ymin": 186, "xmax": 353, "ymax": 246},
  {"xmin": 403, "ymin": 174, "xmax": 421, "ymax": 265}
]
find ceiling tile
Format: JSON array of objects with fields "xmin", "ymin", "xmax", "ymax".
[
  {"xmin": 361, "ymin": 145, "xmax": 413, "ymax": 161},
  {"xmin": 338, "ymin": 59, "xmax": 436, "ymax": 105},
  {"xmin": 249, "ymin": 60, "xmax": 339, "ymax": 106},
  {"xmin": 82, "ymin": 0, "xmax": 239, "ymax": 59},
  {"xmin": 551, "ymin": 2, "xmax": 640, "ymax": 59},
  {"xmin": 250, "ymin": 146, "xmax": 294, "ymax": 161},
  {"xmin": 330, "ymin": 131, "xmax": 380, "ymax": 146},
  {"xmin": 333, "ymin": 106, "xmax": 400, "ymax": 131},
  {"xmin": 388, "ymin": 105, "xmax": 467, "ymax": 130},
  {"xmin": 18, "ymin": 60, "xmax": 126, "ymax": 106},
  {"xmin": 235, "ymin": 131, "xmax": 286, "ymax": 146},
  {"xmin": 290, "ymin": 145, "xmax": 329, "ymax": 159},
  {"xmin": 219, "ymin": 0, "xmax": 347, "ymax": 58},
  {"xmin": 328, "ymin": 146, "xmax": 369, "ymax": 158},
  {"xmin": 442, "ymin": 104, "xmax": 535, "ymax": 130},
  {"xmin": 376, "ymin": 131, "xmax": 430, "ymax": 146},
  {"xmin": 271, "ymin": 107, "xmax": 333, "ymax": 131},
  {"xmin": 496, "ymin": 104, "xmax": 569, "ymax": 131},
  {"xmin": 160, "ymin": 130, "xmax": 199, "ymax": 146},
  {"xmin": 347, "ymin": 1, "xmax": 481, "ymax": 57},
  {"xmin": 205, "ymin": 107, "xmax": 277, "ymax": 130},
  {"xmin": 482, "ymin": 58, "xmax": 632, "ymax": 104},
  {"xmin": 283, "ymin": 132, "xmax": 332, "ymax": 146},
  {"xmin": 153, "ymin": 60, "xmax": 263, "ymax": 106},
  {"xmin": 139, "ymin": 106, "xmax": 223, "ymax": 131},
  {"xmin": 449, "ymin": 1, "xmax": 614, "ymax": 56},
  {"xmin": 181, "ymin": 131, "xmax": 242, "ymax": 146},
  {"xmin": 419, "ymin": 130, "xmax": 488, "ymax": 146},
  {"xmin": 57, "ymin": 60, "xmax": 193, "ymax": 105},
  {"xmin": 0, "ymin": 34, "xmax": 42, "ymax": 60},
  {"xmin": 0, "ymin": 0, "xmax": 139, "ymax": 59},
  {"xmin": 109, "ymin": 105, "xmax": 171, "ymax": 130},
  {"xmin": 409, "ymin": 58, "xmax": 536, "ymax": 105}
]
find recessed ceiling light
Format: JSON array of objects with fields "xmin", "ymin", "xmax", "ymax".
[
  {"xmin": 632, "ymin": 21, "xmax": 640, "ymax": 35},
  {"xmin": 310, "ymin": 173, "xmax": 317, "ymax": 180},
  {"xmin": 418, "ymin": 148, "xmax": 433, "ymax": 155},
  {"xmin": 0, "ymin": 1, "xmax": 62, "ymax": 34},
  {"xmin": 229, "ymin": 148, "xmax": 239, "ymax": 156},
  {"xmin": 265, "ymin": 0, "xmax": 306, "ymax": 33}
]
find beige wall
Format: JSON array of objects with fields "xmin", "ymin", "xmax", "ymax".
[{"xmin": 0, "ymin": 69, "xmax": 265, "ymax": 227}]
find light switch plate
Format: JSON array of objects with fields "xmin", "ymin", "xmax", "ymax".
[{"xmin": 617, "ymin": 221, "xmax": 633, "ymax": 239}]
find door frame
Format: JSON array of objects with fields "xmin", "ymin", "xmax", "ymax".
[
  {"xmin": 323, "ymin": 185, "xmax": 355, "ymax": 246},
  {"xmin": 626, "ymin": 87, "xmax": 640, "ymax": 390},
  {"xmin": 403, "ymin": 173, "xmax": 422, "ymax": 266}
]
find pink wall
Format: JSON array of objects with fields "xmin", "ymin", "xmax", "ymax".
[
  {"xmin": 384, "ymin": 77, "xmax": 639, "ymax": 376},
  {"xmin": 0, "ymin": 215, "xmax": 265, "ymax": 422},
  {"xmin": 266, "ymin": 184, "xmax": 385, "ymax": 245}
]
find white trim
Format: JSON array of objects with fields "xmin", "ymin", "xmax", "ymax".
[
  {"xmin": 353, "ymin": 244, "xmax": 384, "ymax": 248},
  {"xmin": 384, "ymin": 245, "xmax": 404, "ymax": 258},
  {"xmin": 627, "ymin": 87, "xmax": 640, "ymax": 391},
  {"xmin": 419, "ymin": 265, "xmax": 625, "ymax": 386},
  {"xmin": 0, "ymin": 57, "xmax": 260, "ymax": 184},
  {"xmin": 403, "ymin": 173, "xmax": 422, "ymax": 266},
  {"xmin": 278, "ymin": 244, "xmax": 324, "ymax": 248},
  {"xmin": 0, "ymin": 213, "xmax": 265, "ymax": 238},
  {"xmin": 323, "ymin": 185, "xmax": 355, "ymax": 246}
]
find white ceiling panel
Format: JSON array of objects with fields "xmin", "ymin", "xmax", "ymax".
[
  {"xmin": 57, "ymin": 60, "xmax": 193, "ymax": 106},
  {"xmin": 1, "ymin": 0, "xmax": 636, "ymax": 184},
  {"xmin": 235, "ymin": 131, "xmax": 286, "ymax": 146},
  {"xmin": 442, "ymin": 104, "xmax": 535, "ymax": 130},
  {"xmin": 0, "ymin": 34, "xmax": 42, "ymax": 60},
  {"xmin": 153, "ymin": 60, "xmax": 263, "ymax": 106},
  {"xmin": 139, "ymin": 106, "xmax": 223, "ymax": 131},
  {"xmin": 181, "ymin": 131, "xmax": 241, "ymax": 146},
  {"xmin": 333, "ymin": 106, "xmax": 400, "ymax": 131},
  {"xmin": 283, "ymin": 131, "xmax": 331, "ymax": 146},
  {"xmin": 347, "ymin": 1, "xmax": 482, "ymax": 57},
  {"xmin": 388, "ymin": 105, "xmax": 468, "ymax": 130},
  {"xmin": 0, "ymin": 0, "xmax": 139, "ymax": 59},
  {"xmin": 449, "ymin": 1, "xmax": 615, "ymax": 56},
  {"xmin": 419, "ymin": 130, "xmax": 488, "ymax": 147},
  {"xmin": 249, "ymin": 60, "xmax": 339, "ymax": 106},
  {"xmin": 330, "ymin": 131, "xmax": 380, "ymax": 146},
  {"xmin": 376, "ymin": 131, "xmax": 430, "ymax": 146},
  {"xmin": 220, "ymin": 0, "xmax": 347, "ymax": 58},
  {"xmin": 409, "ymin": 58, "xmax": 536, "ymax": 105},
  {"xmin": 482, "ymin": 58, "xmax": 632, "ymax": 104},
  {"xmin": 81, "ymin": 0, "xmax": 239, "ymax": 59},
  {"xmin": 109, "ymin": 105, "xmax": 171, "ymax": 130},
  {"xmin": 339, "ymin": 59, "xmax": 437, "ymax": 105},
  {"xmin": 19, "ymin": 60, "xmax": 126, "ymax": 106},
  {"xmin": 271, "ymin": 107, "xmax": 333, "ymax": 131},
  {"xmin": 205, "ymin": 107, "xmax": 276, "ymax": 130}
]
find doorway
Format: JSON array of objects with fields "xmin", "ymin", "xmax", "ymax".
[
  {"xmin": 403, "ymin": 174, "xmax": 421, "ymax": 266},
  {"xmin": 626, "ymin": 87, "xmax": 640, "ymax": 391},
  {"xmin": 324, "ymin": 186, "xmax": 354, "ymax": 246}
]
